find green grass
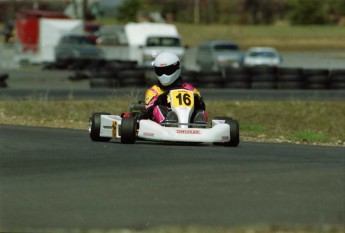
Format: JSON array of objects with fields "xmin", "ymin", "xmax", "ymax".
[
  {"xmin": 3, "ymin": 225, "xmax": 345, "ymax": 233},
  {"xmin": 92, "ymin": 19, "xmax": 345, "ymax": 50},
  {"xmin": 1, "ymin": 99, "xmax": 344, "ymax": 146},
  {"xmin": 176, "ymin": 23, "xmax": 345, "ymax": 50},
  {"xmin": 291, "ymin": 131, "xmax": 327, "ymax": 142}
]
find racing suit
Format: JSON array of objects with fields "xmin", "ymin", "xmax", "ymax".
[{"xmin": 143, "ymin": 76, "xmax": 207, "ymax": 123}]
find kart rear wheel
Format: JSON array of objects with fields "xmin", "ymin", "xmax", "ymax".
[
  {"xmin": 121, "ymin": 117, "xmax": 137, "ymax": 144},
  {"xmin": 89, "ymin": 112, "xmax": 112, "ymax": 142},
  {"xmin": 214, "ymin": 117, "xmax": 240, "ymax": 147}
]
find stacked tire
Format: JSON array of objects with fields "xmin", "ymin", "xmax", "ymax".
[
  {"xmin": 0, "ymin": 73, "xmax": 8, "ymax": 88},
  {"xmin": 302, "ymin": 68, "xmax": 329, "ymax": 89},
  {"xmin": 181, "ymin": 70, "xmax": 198, "ymax": 87},
  {"xmin": 277, "ymin": 67, "xmax": 303, "ymax": 89},
  {"xmin": 329, "ymin": 69, "xmax": 345, "ymax": 89},
  {"xmin": 89, "ymin": 60, "xmax": 138, "ymax": 88},
  {"xmin": 89, "ymin": 69, "xmax": 117, "ymax": 88},
  {"xmin": 117, "ymin": 69, "xmax": 146, "ymax": 87},
  {"xmin": 224, "ymin": 68, "xmax": 250, "ymax": 89},
  {"xmin": 248, "ymin": 66, "xmax": 277, "ymax": 89},
  {"xmin": 196, "ymin": 71, "xmax": 224, "ymax": 88}
]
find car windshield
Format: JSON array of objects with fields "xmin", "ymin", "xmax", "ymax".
[
  {"xmin": 248, "ymin": 51, "xmax": 277, "ymax": 58},
  {"xmin": 61, "ymin": 36, "xmax": 95, "ymax": 45},
  {"xmin": 214, "ymin": 44, "xmax": 239, "ymax": 51},
  {"xmin": 146, "ymin": 37, "xmax": 181, "ymax": 47}
]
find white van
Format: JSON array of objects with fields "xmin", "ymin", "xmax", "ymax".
[{"xmin": 97, "ymin": 22, "xmax": 186, "ymax": 67}]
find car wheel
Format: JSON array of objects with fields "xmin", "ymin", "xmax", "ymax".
[
  {"xmin": 213, "ymin": 117, "xmax": 240, "ymax": 147},
  {"xmin": 121, "ymin": 117, "xmax": 137, "ymax": 144},
  {"xmin": 89, "ymin": 112, "xmax": 112, "ymax": 142}
]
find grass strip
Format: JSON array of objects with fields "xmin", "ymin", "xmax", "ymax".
[
  {"xmin": 0, "ymin": 99, "xmax": 344, "ymax": 146},
  {"xmin": 2, "ymin": 225, "xmax": 345, "ymax": 233}
]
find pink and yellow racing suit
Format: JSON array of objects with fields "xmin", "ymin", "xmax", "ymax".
[{"xmin": 144, "ymin": 82, "xmax": 206, "ymax": 123}]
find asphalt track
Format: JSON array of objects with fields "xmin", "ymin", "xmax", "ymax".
[{"xmin": 1, "ymin": 124, "xmax": 345, "ymax": 230}]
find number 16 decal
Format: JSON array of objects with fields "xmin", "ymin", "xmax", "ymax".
[{"xmin": 171, "ymin": 90, "xmax": 194, "ymax": 108}]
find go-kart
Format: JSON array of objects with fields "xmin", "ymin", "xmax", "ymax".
[{"xmin": 89, "ymin": 89, "xmax": 240, "ymax": 147}]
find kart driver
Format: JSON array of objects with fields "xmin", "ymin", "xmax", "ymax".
[{"xmin": 143, "ymin": 51, "xmax": 207, "ymax": 124}]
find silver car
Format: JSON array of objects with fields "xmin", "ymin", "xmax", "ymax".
[
  {"xmin": 55, "ymin": 35, "xmax": 104, "ymax": 61},
  {"xmin": 196, "ymin": 40, "xmax": 243, "ymax": 72},
  {"xmin": 242, "ymin": 47, "xmax": 283, "ymax": 67}
]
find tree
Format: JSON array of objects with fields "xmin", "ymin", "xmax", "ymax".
[
  {"xmin": 116, "ymin": 0, "xmax": 144, "ymax": 22},
  {"xmin": 289, "ymin": 0, "xmax": 330, "ymax": 24}
]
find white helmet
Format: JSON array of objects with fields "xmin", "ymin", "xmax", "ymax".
[{"xmin": 153, "ymin": 52, "xmax": 181, "ymax": 86}]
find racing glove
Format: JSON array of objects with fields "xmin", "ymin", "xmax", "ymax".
[
  {"xmin": 194, "ymin": 94, "xmax": 206, "ymax": 111},
  {"xmin": 154, "ymin": 93, "xmax": 168, "ymax": 106}
]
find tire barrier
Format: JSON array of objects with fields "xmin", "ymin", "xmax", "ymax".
[
  {"xmin": 248, "ymin": 66, "xmax": 277, "ymax": 89},
  {"xmin": 329, "ymin": 69, "xmax": 345, "ymax": 89},
  {"xmin": 59, "ymin": 58, "xmax": 344, "ymax": 89},
  {"xmin": 277, "ymin": 67, "xmax": 303, "ymax": 89},
  {"xmin": 0, "ymin": 73, "xmax": 9, "ymax": 88},
  {"xmin": 224, "ymin": 68, "xmax": 250, "ymax": 89},
  {"xmin": 117, "ymin": 69, "xmax": 146, "ymax": 87},
  {"xmin": 86, "ymin": 67, "xmax": 345, "ymax": 89},
  {"xmin": 197, "ymin": 71, "xmax": 224, "ymax": 88},
  {"xmin": 302, "ymin": 68, "xmax": 330, "ymax": 89}
]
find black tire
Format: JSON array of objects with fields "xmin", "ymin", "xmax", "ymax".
[
  {"xmin": 329, "ymin": 69, "xmax": 345, "ymax": 82},
  {"xmin": 89, "ymin": 69, "xmax": 117, "ymax": 88},
  {"xmin": 329, "ymin": 82, "xmax": 345, "ymax": 89},
  {"xmin": 0, "ymin": 73, "xmax": 9, "ymax": 81},
  {"xmin": 89, "ymin": 112, "xmax": 112, "ymax": 142},
  {"xmin": 89, "ymin": 77, "xmax": 114, "ymax": 88},
  {"xmin": 224, "ymin": 68, "xmax": 250, "ymax": 89},
  {"xmin": 277, "ymin": 81, "xmax": 303, "ymax": 89},
  {"xmin": 144, "ymin": 69, "xmax": 156, "ymax": 86},
  {"xmin": 224, "ymin": 81, "xmax": 250, "ymax": 89},
  {"xmin": 118, "ymin": 69, "xmax": 145, "ymax": 87},
  {"xmin": 0, "ymin": 81, "xmax": 8, "ymax": 88},
  {"xmin": 303, "ymin": 69, "xmax": 330, "ymax": 89},
  {"xmin": 329, "ymin": 69, "xmax": 345, "ymax": 89},
  {"xmin": 181, "ymin": 70, "xmax": 197, "ymax": 86},
  {"xmin": 248, "ymin": 67, "xmax": 277, "ymax": 89},
  {"xmin": 278, "ymin": 67, "xmax": 303, "ymax": 76},
  {"xmin": 251, "ymin": 81, "xmax": 276, "ymax": 89},
  {"xmin": 121, "ymin": 117, "xmax": 137, "ymax": 144},
  {"xmin": 213, "ymin": 117, "xmax": 240, "ymax": 147},
  {"xmin": 278, "ymin": 68, "xmax": 303, "ymax": 82},
  {"xmin": 276, "ymin": 68, "xmax": 303, "ymax": 89},
  {"xmin": 196, "ymin": 71, "xmax": 224, "ymax": 88}
]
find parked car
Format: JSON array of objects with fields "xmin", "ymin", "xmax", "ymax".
[
  {"xmin": 196, "ymin": 40, "xmax": 243, "ymax": 72},
  {"xmin": 242, "ymin": 47, "xmax": 283, "ymax": 67},
  {"xmin": 55, "ymin": 34, "xmax": 104, "ymax": 62}
]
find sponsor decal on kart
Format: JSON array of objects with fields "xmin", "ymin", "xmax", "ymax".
[
  {"xmin": 143, "ymin": 132, "xmax": 154, "ymax": 137},
  {"xmin": 176, "ymin": 129, "xmax": 201, "ymax": 134}
]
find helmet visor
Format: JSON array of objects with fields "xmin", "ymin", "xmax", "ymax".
[{"xmin": 155, "ymin": 62, "xmax": 180, "ymax": 76}]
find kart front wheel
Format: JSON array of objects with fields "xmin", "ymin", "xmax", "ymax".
[
  {"xmin": 89, "ymin": 112, "xmax": 112, "ymax": 142},
  {"xmin": 214, "ymin": 117, "xmax": 240, "ymax": 147},
  {"xmin": 121, "ymin": 117, "xmax": 137, "ymax": 144}
]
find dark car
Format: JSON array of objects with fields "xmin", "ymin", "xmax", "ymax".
[
  {"xmin": 55, "ymin": 35, "xmax": 104, "ymax": 62},
  {"xmin": 196, "ymin": 40, "xmax": 243, "ymax": 72}
]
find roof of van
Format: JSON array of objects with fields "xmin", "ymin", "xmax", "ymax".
[{"xmin": 125, "ymin": 22, "xmax": 180, "ymax": 46}]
